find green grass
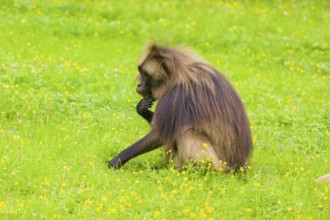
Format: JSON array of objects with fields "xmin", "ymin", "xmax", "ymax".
[{"xmin": 0, "ymin": 0, "xmax": 329, "ymax": 219}]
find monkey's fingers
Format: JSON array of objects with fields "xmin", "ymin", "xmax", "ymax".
[
  {"xmin": 139, "ymin": 98, "xmax": 153, "ymax": 108},
  {"xmin": 141, "ymin": 99, "xmax": 153, "ymax": 108},
  {"xmin": 137, "ymin": 101, "xmax": 151, "ymax": 113},
  {"xmin": 108, "ymin": 158, "xmax": 122, "ymax": 169}
]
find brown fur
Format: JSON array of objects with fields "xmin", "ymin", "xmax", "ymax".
[{"xmin": 138, "ymin": 43, "xmax": 252, "ymax": 170}]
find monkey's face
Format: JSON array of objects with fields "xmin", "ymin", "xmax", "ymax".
[
  {"xmin": 136, "ymin": 59, "xmax": 168, "ymax": 100},
  {"xmin": 136, "ymin": 69, "xmax": 152, "ymax": 98},
  {"xmin": 136, "ymin": 44, "xmax": 174, "ymax": 100}
]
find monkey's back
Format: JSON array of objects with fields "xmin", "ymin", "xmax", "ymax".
[{"xmin": 154, "ymin": 65, "xmax": 252, "ymax": 168}]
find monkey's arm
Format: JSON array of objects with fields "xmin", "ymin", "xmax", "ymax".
[
  {"xmin": 108, "ymin": 129, "xmax": 162, "ymax": 169},
  {"xmin": 136, "ymin": 97, "xmax": 154, "ymax": 124}
]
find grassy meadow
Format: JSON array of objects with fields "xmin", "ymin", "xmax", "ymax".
[{"xmin": 0, "ymin": 0, "xmax": 329, "ymax": 219}]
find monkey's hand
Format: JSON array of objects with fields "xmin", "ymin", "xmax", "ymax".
[
  {"xmin": 136, "ymin": 97, "xmax": 154, "ymax": 123},
  {"xmin": 136, "ymin": 97, "xmax": 153, "ymax": 114},
  {"xmin": 108, "ymin": 157, "xmax": 122, "ymax": 169}
]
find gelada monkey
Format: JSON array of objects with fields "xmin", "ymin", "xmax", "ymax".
[{"xmin": 109, "ymin": 43, "xmax": 252, "ymax": 171}]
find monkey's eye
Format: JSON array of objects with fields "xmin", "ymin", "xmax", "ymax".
[
  {"xmin": 138, "ymin": 66, "xmax": 148, "ymax": 75},
  {"xmin": 141, "ymin": 72, "xmax": 152, "ymax": 81}
]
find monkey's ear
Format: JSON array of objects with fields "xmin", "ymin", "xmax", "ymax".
[
  {"xmin": 148, "ymin": 43, "xmax": 172, "ymax": 75},
  {"xmin": 148, "ymin": 42, "xmax": 161, "ymax": 54}
]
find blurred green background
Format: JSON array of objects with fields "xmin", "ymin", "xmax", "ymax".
[{"xmin": 0, "ymin": 0, "xmax": 329, "ymax": 219}]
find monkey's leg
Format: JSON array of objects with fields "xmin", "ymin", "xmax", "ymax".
[
  {"xmin": 175, "ymin": 130, "xmax": 230, "ymax": 171},
  {"xmin": 109, "ymin": 130, "xmax": 162, "ymax": 169}
]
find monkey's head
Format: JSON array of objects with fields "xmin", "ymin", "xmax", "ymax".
[
  {"xmin": 136, "ymin": 43, "xmax": 193, "ymax": 100},
  {"xmin": 136, "ymin": 45, "xmax": 169, "ymax": 100}
]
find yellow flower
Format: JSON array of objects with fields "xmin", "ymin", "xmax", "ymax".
[
  {"xmin": 199, "ymin": 209, "xmax": 206, "ymax": 217},
  {"xmin": 190, "ymin": 212, "xmax": 196, "ymax": 218},
  {"xmin": 172, "ymin": 190, "xmax": 178, "ymax": 195},
  {"xmin": 64, "ymin": 61, "xmax": 71, "ymax": 67},
  {"xmin": 84, "ymin": 200, "xmax": 93, "ymax": 205},
  {"xmin": 107, "ymin": 208, "xmax": 117, "ymax": 214},
  {"xmin": 206, "ymin": 206, "xmax": 214, "ymax": 213},
  {"xmin": 43, "ymin": 179, "xmax": 51, "ymax": 186},
  {"xmin": 183, "ymin": 208, "xmax": 190, "ymax": 214},
  {"xmin": 39, "ymin": 195, "xmax": 47, "ymax": 201},
  {"xmin": 219, "ymin": 188, "xmax": 226, "ymax": 194},
  {"xmin": 161, "ymin": 194, "xmax": 168, "ymax": 200},
  {"xmin": 253, "ymin": 136, "xmax": 257, "ymax": 144}
]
